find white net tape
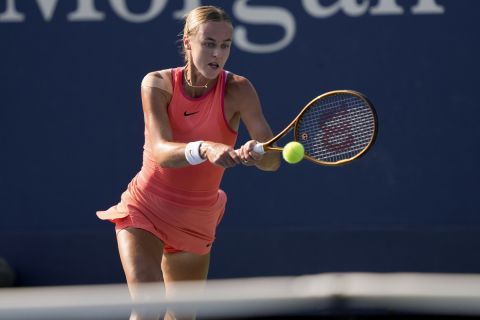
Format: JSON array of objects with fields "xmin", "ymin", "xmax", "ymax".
[{"xmin": 1, "ymin": 273, "xmax": 480, "ymax": 319}]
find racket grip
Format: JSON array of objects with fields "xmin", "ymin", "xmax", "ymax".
[{"xmin": 253, "ymin": 143, "xmax": 265, "ymax": 154}]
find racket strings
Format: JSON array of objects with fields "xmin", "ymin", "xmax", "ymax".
[{"xmin": 296, "ymin": 94, "xmax": 376, "ymax": 163}]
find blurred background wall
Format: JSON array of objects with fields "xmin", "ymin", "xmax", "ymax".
[{"xmin": 1, "ymin": 0, "xmax": 479, "ymax": 286}]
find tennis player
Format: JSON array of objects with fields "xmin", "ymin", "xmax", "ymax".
[{"xmin": 97, "ymin": 5, "xmax": 279, "ymax": 320}]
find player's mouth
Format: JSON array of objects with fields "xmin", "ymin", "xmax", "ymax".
[{"xmin": 208, "ymin": 62, "xmax": 220, "ymax": 70}]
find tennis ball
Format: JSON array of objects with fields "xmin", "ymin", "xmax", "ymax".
[{"xmin": 282, "ymin": 142, "xmax": 304, "ymax": 164}]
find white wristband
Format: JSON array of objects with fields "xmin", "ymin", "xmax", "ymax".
[{"xmin": 185, "ymin": 141, "xmax": 206, "ymax": 165}]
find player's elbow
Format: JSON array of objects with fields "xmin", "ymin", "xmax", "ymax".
[
  {"xmin": 257, "ymin": 155, "xmax": 281, "ymax": 171},
  {"xmin": 152, "ymin": 144, "xmax": 174, "ymax": 168},
  {"xmin": 153, "ymin": 152, "xmax": 169, "ymax": 168},
  {"xmin": 260, "ymin": 163, "xmax": 280, "ymax": 172}
]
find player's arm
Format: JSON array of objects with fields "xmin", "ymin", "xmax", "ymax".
[
  {"xmin": 235, "ymin": 78, "xmax": 280, "ymax": 171},
  {"xmin": 141, "ymin": 71, "xmax": 241, "ymax": 168},
  {"xmin": 141, "ymin": 71, "xmax": 187, "ymax": 167}
]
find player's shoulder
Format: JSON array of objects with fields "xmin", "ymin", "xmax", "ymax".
[
  {"xmin": 225, "ymin": 71, "xmax": 256, "ymax": 96},
  {"xmin": 141, "ymin": 68, "xmax": 173, "ymax": 94},
  {"xmin": 224, "ymin": 71, "xmax": 260, "ymax": 111}
]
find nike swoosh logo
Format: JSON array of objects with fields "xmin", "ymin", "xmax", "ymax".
[{"xmin": 184, "ymin": 111, "xmax": 199, "ymax": 116}]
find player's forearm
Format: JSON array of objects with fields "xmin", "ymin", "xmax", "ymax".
[{"xmin": 152, "ymin": 142, "xmax": 191, "ymax": 168}]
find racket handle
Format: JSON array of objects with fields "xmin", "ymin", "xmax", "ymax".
[{"xmin": 253, "ymin": 143, "xmax": 265, "ymax": 154}]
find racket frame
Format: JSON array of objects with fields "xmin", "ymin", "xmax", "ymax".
[{"xmin": 259, "ymin": 90, "xmax": 378, "ymax": 166}]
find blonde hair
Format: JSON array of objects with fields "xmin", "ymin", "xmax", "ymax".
[{"xmin": 180, "ymin": 6, "xmax": 232, "ymax": 62}]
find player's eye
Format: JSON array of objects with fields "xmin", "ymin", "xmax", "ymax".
[{"xmin": 203, "ymin": 42, "xmax": 215, "ymax": 48}]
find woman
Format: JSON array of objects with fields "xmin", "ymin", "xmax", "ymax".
[{"xmin": 97, "ymin": 5, "xmax": 280, "ymax": 320}]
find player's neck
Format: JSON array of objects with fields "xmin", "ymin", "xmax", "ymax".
[{"xmin": 183, "ymin": 67, "xmax": 215, "ymax": 97}]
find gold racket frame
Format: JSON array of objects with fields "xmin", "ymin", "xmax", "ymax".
[
  {"xmin": 295, "ymin": 90, "xmax": 378, "ymax": 166},
  {"xmin": 262, "ymin": 90, "xmax": 378, "ymax": 166}
]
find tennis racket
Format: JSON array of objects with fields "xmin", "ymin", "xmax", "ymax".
[{"xmin": 254, "ymin": 90, "xmax": 378, "ymax": 166}]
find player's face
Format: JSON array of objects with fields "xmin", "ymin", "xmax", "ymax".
[{"xmin": 186, "ymin": 21, "xmax": 233, "ymax": 79}]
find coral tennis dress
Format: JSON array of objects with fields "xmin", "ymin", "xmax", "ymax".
[{"xmin": 97, "ymin": 67, "xmax": 237, "ymax": 254}]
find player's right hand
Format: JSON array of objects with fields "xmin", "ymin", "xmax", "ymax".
[{"xmin": 201, "ymin": 142, "xmax": 241, "ymax": 168}]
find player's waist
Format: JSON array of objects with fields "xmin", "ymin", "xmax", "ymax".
[{"xmin": 136, "ymin": 165, "xmax": 222, "ymax": 207}]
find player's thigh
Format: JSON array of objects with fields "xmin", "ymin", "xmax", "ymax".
[
  {"xmin": 116, "ymin": 227, "xmax": 165, "ymax": 283},
  {"xmin": 161, "ymin": 252, "xmax": 210, "ymax": 320},
  {"xmin": 161, "ymin": 251, "xmax": 210, "ymax": 283}
]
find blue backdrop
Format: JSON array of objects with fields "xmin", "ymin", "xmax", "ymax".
[{"xmin": 1, "ymin": 0, "xmax": 479, "ymax": 286}]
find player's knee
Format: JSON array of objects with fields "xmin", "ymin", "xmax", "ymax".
[{"xmin": 126, "ymin": 265, "xmax": 163, "ymax": 284}]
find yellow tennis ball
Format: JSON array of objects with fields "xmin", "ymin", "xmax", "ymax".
[{"xmin": 282, "ymin": 142, "xmax": 304, "ymax": 164}]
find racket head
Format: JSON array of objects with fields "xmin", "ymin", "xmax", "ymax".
[{"xmin": 293, "ymin": 90, "xmax": 378, "ymax": 166}]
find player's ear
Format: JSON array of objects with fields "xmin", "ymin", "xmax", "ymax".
[{"xmin": 184, "ymin": 37, "xmax": 191, "ymax": 50}]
